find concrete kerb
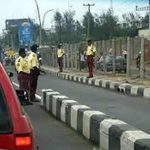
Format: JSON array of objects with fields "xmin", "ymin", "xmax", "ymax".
[
  {"xmin": 41, "ymin": 88, "xmax": 150, "ymax": 150},
  {"xmin": 40, "ymin": 66, "xmax": 150, "ymax": 99}
]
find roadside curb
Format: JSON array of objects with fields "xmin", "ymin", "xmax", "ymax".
[
  {"xmin": 41, "ymin": 66, "xmax": 150, "ymax": 100},
  {"xmin": 41, "ymin": 89, "xmax": 150, "ymax": 150}
]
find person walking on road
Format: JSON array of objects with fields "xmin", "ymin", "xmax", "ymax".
[
  {"xmin": 85, "ymin": 39, "xmax": 96, "ymax": 78},
  {"xmin": 57, "ymin": 43, "xmax": 65, "ymax": 72},
  {"xmin": 28, "ymin": 44, "xmax": 40, "ymax": 102}
]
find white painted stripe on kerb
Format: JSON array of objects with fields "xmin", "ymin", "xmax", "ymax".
[
  {"xmin": 83, "ymin": 111, "xmax": 105, "ymax": 139},
  {"xmin": 102, "ymin": 80, "xmax": 110, "ymax": 88},
  {"xmin": 94, "ymin": 79, "xmax": 100, "ymax": 86},
  {"xmin": 69, "ymin": 75, "xmax": 72, "ymax": 80},
  {"xmin": 45, "ymin": 91, "xmax": 60, "ymax": 111},
  {"xmin": 83, "ymin": 77, "xmax": 87, "ymax": 83},
  {"xmin": 65, "ymin": 74, "xmax": 69, "ymax": 79},
  {"xmin": 88, "ymin": 78, "xmax": 93, "ymax": 85},
  {"xmin": 144, "ymin": 88, "xmax": 150, "ymax": 99},
  {"xmin": 62, "ymin": 74, "xmax": 65, "ymax": 79},
  {"xmin": 100, "ymin": 119, "xmax": 127, "ymax": 150},
  {"xmin": 45, "ymin": 91, "xmax": 59, "ymax": 111},
  {"xmin": 71, "ymin": 105, "xmax": 90, "ymax": 130},
  {"xmin": 52, "ymin": 95, "xmax": 68, "ymax": 116},
  {"xmin": 78, "ymin": 77, "xmax": 82, "ymax": 82},
  {"xmin": 110, "ymin": 82, "xmax": 119, "ymax": 90},
  {"xmin": 73, "ymin": 76, "xmax": 77, "ymax": 81},
  {"xmin": 130, "ymin": 86, "xmax": 140, "ymax": 95},
  {"xmin": 121, "ymin": 130, "xmax": 150, "ymax": 150},
  {"xmin": 60, "ymin": 100, "xmax": 78, "ymax": 122},
  {"xmin": 41, "ymin": 89, "xmax": 53, "ymax": 107}
]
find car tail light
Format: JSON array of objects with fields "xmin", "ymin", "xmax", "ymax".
[
  {"xmin": 15, "ymin": 134, "xmax": 33, "ymax": 150},
  {"xmin": 15, "ymin": 136, "xmax": 31, "ymax": 146}
]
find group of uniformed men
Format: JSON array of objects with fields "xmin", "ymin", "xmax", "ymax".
[
  {"xmin": 15, "ymin": 40, "xmax": 96, "ymax": 102},
  {"xmin": 15, "ymin": 44, "xmax": 40, "ymax": 103},
  {"xmin": 57, "ymin": 39, "xmax": 96, "ymax": 78}
]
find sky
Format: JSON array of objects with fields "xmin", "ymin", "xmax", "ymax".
[{"xmin": 0, "ymin": 0, "xmax": 148, "ymax": 35}]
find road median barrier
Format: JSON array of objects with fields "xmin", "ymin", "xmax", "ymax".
[
  {"xmin": 41, "ymin": 88, "xmax": 150, "ymax": 150},
  {"xmin": 41, "ymin": 66, "xmax": 150, "ymax": 99}
]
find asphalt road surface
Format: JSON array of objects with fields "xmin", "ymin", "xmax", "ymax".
[
  {"xmin": 35, "ymin": 72, "xmax": 150, "ymax": 134},
  {"xmin": 24, "ymin": 104, "xmax": 94, "ymax": 150},
  {"xmin": 6, "ymin": 66, "xmax": 94, "ymax": 150},
  {"xmin": 7, "ymin": 65, "xmax": 150, "ymax": 149}
]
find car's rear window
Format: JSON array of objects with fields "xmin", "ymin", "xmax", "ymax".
[{"xmin": 0, "ymin": 86, "xmax": 12, "ymax": 134}]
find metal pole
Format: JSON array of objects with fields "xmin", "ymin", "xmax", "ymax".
[
  {"xmin": 149, "ymin": 0, "xmax": 150, "ymax": 29},
  {"xmin": 83, "ymin": 3, "xmax": 95, "ymax": 39},
  {"xmin": 127, "ymin": 37, "xmax": 131, "ymax": 76},
  {"xmin": 112, "ymin": 39, "xmax": 115, "ymax": 73},
  {"xmin": 42, "ymin": 9, "xmax": 53, "ymax": 28},
  {"xmin": 34, "ymin": 0, "xmax": 42, "ymax": 45},
  {"xmin": 140, "ymin": 37, "xmax": 145, "ymax": 79}
]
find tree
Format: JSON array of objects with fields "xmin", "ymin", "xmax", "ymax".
[
  {"xmin": 122, "ymin": 13, "xmax": 141, "ymax": 37},
  {"xmin": 63, "ymin": 10, "xmax": 76, "ymax": 43},
  {"xmin": 82, "ymin": 11, "xmax": 95, "ymax": 39},
  {"xmin": 54, "ymin": 11, "xmax": 64, "ymax": 43}
]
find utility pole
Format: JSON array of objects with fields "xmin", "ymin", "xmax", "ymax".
[
  {"xmin": 110, "ymin": 0, "xmax": 113, "ymax": 12},
  {"xmin": 83, "ymin": 3, "xmax": 95, "ymax": 39},
  {"xmin": 34, "ymin": 0, "xmax": 42, "ymax": 45},
  {"xmin": 149, "ymin": 0, "xmax": 150, "ymax": 30}
]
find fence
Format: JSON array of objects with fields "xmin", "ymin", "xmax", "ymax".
[{"xmin": 40, "ymin": 36, "xmax": 150, "ymax": 78}]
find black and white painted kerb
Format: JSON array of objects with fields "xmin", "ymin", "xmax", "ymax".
[
  {"xmin": 41, "ymin": 88, "xmax": 150, "ymax": 150},
  {"xmin": 41, "ymin": 66, "xmax": 150, "ymax": 99}
]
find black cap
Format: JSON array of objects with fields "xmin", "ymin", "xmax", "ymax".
[
  {"xmin": 19, "ymin": 48, "xmax": 25, "ymax": 55},
  {"xmin": 87, "ymin": 39, "xmax": 92, "ymax": 43},
  {"xmin": 31, "ymin": 44, "xmax": 39, "ymax": 51}
]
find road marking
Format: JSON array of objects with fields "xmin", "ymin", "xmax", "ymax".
[{"xmin": 12, "ymin": 82, "xmax": 42, "ymax": 100}]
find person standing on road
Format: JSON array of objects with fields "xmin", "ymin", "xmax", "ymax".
[
  {"xmin": 57, "ymin": 43, "xmax": 65, "ymax": 72},
  {"xmin": 85, "ymin": 39, "xmax": 96, "ymax": 78},
  {"xmin": 15, "ymin": 48, "xmax": 30, "ymax": 91},
  {"xmin": 28, "ymin": 44, "xmax": 40, "ymax": 102}
]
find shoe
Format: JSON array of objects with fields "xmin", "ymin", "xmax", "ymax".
[
  {"xmin": 27, "ymin": 101, "xmax": 33, "ymax": 105},
  {"xmin": 22, "ymin": 101, "xmax": 33, "ymax": 106},
  {"xmin": 87, "ymin": 76, "xmax": 93, "ymax": 78},
  {"xmin": 31, "ymin": 99, "xmax": 40, "ymax": 102}
]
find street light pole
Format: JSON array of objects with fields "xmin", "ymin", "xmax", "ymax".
[
  {"xmin": 42, "ymin": 9, "xmax": 53, "ymax": 28},
  {"xmin": 149, "ymin": 0, "xmax": 150, "ymax": 29},
  {"xmin": 34, "ymin": 0, "xmax": 42, "ymax": 45},
  {"xmin": 83, "ymin": 3, "xmax": 95, "ymax": 39}
]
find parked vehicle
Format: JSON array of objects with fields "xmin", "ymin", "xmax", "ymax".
[
  {"xmin": 0, "ymin": 63, "xmax": 37, "ymax": 150},
  {"xmin": 98, "ymin": 55, "xmax": 126, "ymax": 73}
]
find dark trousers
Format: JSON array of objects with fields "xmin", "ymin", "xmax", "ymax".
[
  {"xmin": 30, "ymin": 70, "xmax": 39, "ymax": 100},
  {"xmin": 87, "ymin": 55, "xmax": 94, "ymax": 77},
  {"xmin": 57, "ymin": 57, "xmax": 63, "ymax": 72},
  {"xmin": 17, "ymin": 73, "xmax": 30, "ymax": 91}
]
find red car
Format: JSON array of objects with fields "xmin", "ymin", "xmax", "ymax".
[{"xmin": 0, "ymin": 63, "xmax": 37, "ymax": 150}]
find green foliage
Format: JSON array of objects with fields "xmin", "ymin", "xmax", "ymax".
[{"xmin": 2, "ymin": 9, "xmax": 148, "ymax": 47}]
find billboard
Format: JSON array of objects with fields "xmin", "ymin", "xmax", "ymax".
[{"xmin": 18, "ymin": 20, "xmax": 33, "ymax": 46}]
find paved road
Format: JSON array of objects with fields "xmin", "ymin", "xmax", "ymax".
[
  {"xmin": 6, "ymin": 65, "xmax": 150, "ymax": 147},
  {"xmin": 6, "ymin": 66, "xmax": 94, "ymax": 150},
  {"xmin": 24, "ymin": 104, "xmax": 93, "ymax": 150},
  {"xmin": 35, "ymin": 72, "xmax": 150, "ymax": 134}
]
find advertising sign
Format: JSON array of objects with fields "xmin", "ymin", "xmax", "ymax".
[{"xmin": 19, "ymin": 20, "xmax": 33, "ymax": 46}]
